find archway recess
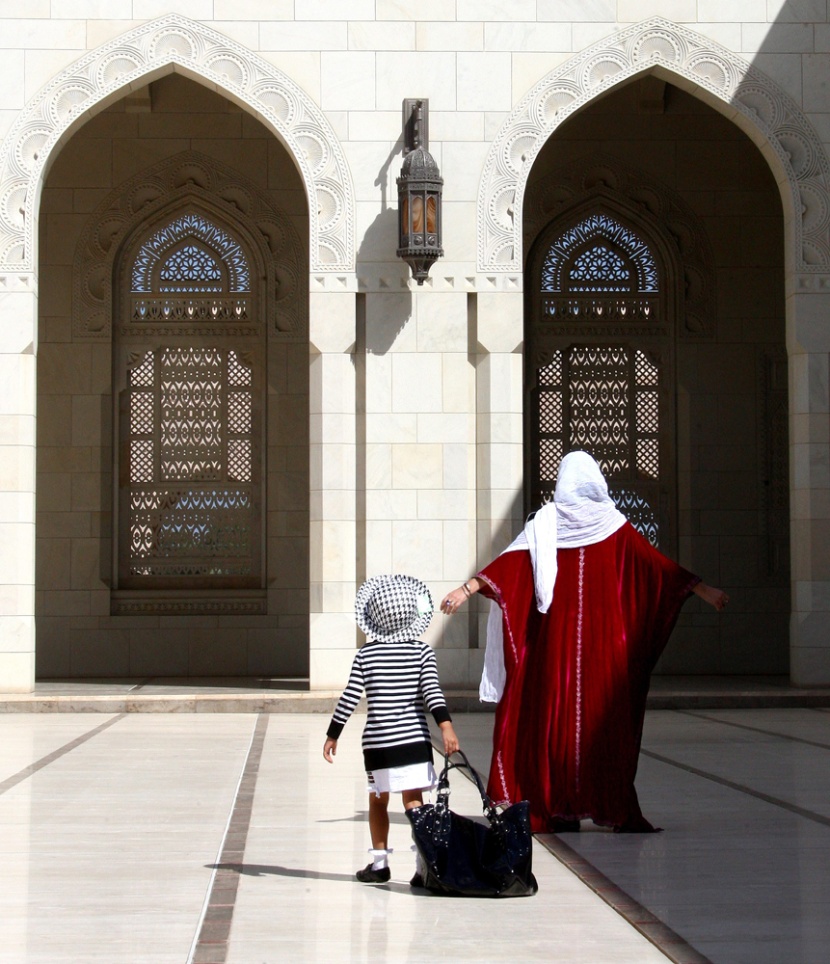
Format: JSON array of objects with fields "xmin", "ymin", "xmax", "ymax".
[
  {"xmin": 0, "ymin": 14, "xmax": 354, "ymax": 275},
  {"xmin": 478, "ymin": 17, "xmax": 830, "ymax": 277}
]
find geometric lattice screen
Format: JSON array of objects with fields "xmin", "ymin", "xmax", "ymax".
[
  {"xmin": 530, "ymin": 212, "xmax": 670, "ymax": 547},
  {"xmin": 533, "ymin": 345, "xmax": 662, "ymax": 545},
  {"xmin": 125, "ymin": 347, "xmax": 255, "ymax": 578},
  {"xmin": 117, "ymin": 210, "xmax": 263, "ymax": 589}
]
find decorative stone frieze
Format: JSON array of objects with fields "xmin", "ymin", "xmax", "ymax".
[
  {"xmin": 0, "ymin": 273, "xmax": 34, "ymax": 291},
  {"xmin": 479, "ymin": 17, "xmax": 830, "ymax": 274},
  {"xmin": 795, "ymin": 275, "xmax": 830, "ymax": 290},
  {"xmin": 351, "ymin": 267, "xmax": 523, "ymax": 293},
  {"xmin": 111, "ymin": 594, "xmax": 267, "ymax": 615},
  {"xmin": 0, "ymin": 15, "xmax": 354, "ymax": 274}
]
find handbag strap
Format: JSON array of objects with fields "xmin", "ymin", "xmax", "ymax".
[{"xmin": 438, "ymin": 750, "xmax": 499, "ymax": 819}]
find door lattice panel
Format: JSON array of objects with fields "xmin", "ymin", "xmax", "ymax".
[
  {"xmin": 117, "ymin": 209, "xmax": 262, "ymax": 590},
  {"xmin": 608, "ymin": 488, "xmax": 660, "ymax": 546},
  {"xmin": 568, "ymin": 345, "xmax": 631, "ymax": 474},
  {"xmin": 160, "ymin": 348, "xmax": 224, "ymax": 481},
  {"xmin": 125, "ymin": 347, "xmax": 256, "ymax": 579},
  {"xmin": 529, "ymin": 212, "xmax": 674, "ymax": 549},
  {"xmin": 128, "ymin": 487, "xmax": 253, "ymax": 577}
]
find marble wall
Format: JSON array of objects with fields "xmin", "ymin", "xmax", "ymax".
[{"xmin": 0, "ymin": 4, "xmax": 827, "ymax": 689}]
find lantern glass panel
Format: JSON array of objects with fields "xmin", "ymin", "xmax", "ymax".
[
  {"xmin": 426, "ymin": 196, "xmax": 437, "ymax": 234},
  {"xmin": 411, "ymin": 196, "xmax": 424, "ymax": 233}
]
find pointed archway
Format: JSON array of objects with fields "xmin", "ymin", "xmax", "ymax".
[
  {"xmin": 502, "ymin": 50, "xmax": 799, "ymax": 677},
  {"xmin": 0, "ymin": 14, "xmax": 354, "ymax": 274},
  {"xmin": 478, "ymin": 17, "xmax": 830, "ymax": 277}
]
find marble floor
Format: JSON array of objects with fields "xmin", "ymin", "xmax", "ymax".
[{"xmin": 0, "ymin": 708, "xmax": 828, "ymax": 963}]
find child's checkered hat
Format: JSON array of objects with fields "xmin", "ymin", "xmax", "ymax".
[{"xmin": 355, "ymin": 574, "xmax": 434, "ymax": 643}]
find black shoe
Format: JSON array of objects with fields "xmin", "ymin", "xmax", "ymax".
[
  {"xmin": 356, "ymin": 862, "xmax": 390, "ymax": 883},
  {"xmin": 409, "ymin": 873, "xmax": 424, "ymax": 888}
]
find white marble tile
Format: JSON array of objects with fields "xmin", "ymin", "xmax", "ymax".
[
  {"xmin": 375, "ymin": 51, "xmax": 457, "ymax": 111},
  {"xmin": 3, "ymin": 707, "xmax": 830, "ymax": 962}
]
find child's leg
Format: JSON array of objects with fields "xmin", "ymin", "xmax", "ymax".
[
  {"xmin": 356, "ymin": 791, "xmax": 392, "ymax": 881},
  {"xmin": 402, "ymin": 789, "xmax": 423, "ymax": 810},
  {"xmin": 402, "ymin": 789, "xmax": 426, "ymax": 886},
  {"xmin": 368, "ymin": 791, "xmax": 390, "ymax": 850}
]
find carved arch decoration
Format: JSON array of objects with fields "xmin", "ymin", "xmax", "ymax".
[
  {"xmin": 73, "ymin": 150, "xmax": 307, "ymax": 341},
  {"xmin": 523, "ymin": 154, "xmax": 717, "ymax": 338},
  {"xmin": 0, "ymin": 14, "xmax": 353, "ymax": 273},
  {"xmin": 479, "ymin": 17, "xmax": 830, "ymax": 274}
]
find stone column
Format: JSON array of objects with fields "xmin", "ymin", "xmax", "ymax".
[
  {"xmin": 475, "ymin": 290, "xmax": 525, "ymax": 563},
  {"xmin": 308, "ymin": 287, "xmax": 357, "ymax": 689},
  {"xmin": 472, "ymin": 289, "xmax": 524, "ymax": 678},
  {"xmin": 363, "ymin": 286, "xmax": 476, "ymax": 687},
  {"xmin": 788, "ymin": 285, "xmax": 830, "ymax": 684},
  {"xmin": 0, "ymin": 276, "xmax": 36, "ymax": 692}
]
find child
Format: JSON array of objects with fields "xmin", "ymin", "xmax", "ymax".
[{"xmin": 323, "ymin": 573, "xmax": 460, "ymax": 884}]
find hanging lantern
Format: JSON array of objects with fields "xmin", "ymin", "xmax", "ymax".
[{"xmin": 396, "ymin": 99, "xmax": 443, "ymax": 285}]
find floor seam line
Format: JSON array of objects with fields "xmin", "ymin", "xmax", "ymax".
[
  {"xmin": 0, "ymin": 713, "xmax": 127, "ymax": 796},
  {"xmin": 676, "ymin": 708, "xmax": 830, "ymax": 750},
  {"xmin": 432, "ymin": 738, "xmax": 709, "ymax": 964},
  {"xmin": 641, "ymin": 747, "xmax": 830, "ymax": 827},
  {"xmin": 536, "ymin": 833, "xmax": 713, "ymax": 964},
  {"xmin": 188, "ymin": 712, "xmax": 269, "ymax": 964}
]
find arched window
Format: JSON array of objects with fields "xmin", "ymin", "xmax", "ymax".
[
  {"xmin": 114, "ymin": 210, "xmax": 264, "ymax": 600},
  {"xmin": 528, "ymin": 211, "xmax": 675, "ymax": 548}
]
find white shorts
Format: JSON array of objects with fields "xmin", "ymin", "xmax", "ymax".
[{"xmin": 367, "ymin": 760, "xmax": 438, "ymax": 796}]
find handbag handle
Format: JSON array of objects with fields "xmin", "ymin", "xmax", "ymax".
[{"xmin": 439, "ymin": 750, "xmax": 500, "ymax": 819}]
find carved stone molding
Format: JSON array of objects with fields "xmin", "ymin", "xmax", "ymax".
[
  {"xmin": 0, "ymin": 272, "xmax": 34, "ymax": 291},
  {"xmin": 73, "ymin": 150, "xmax": 307, "ymax": 341},
  {"xmin": 524, "ymin": 154, "xmax": 717, "ymax": 338},
  {"xmin": 478, "ymin": 17, "xmax": 830, "ymax": 274},
  {"xmin": 0, "ymin": 15, "xmax": 353, "ymax": 273},
  {"xmin": 346, "ymin": 268, "xmax": 523, "ymax": 293},
  {"xmin": 795, "ymin": 274, "xmax": 830, "ymax": 291},
  {"xmin": 111, "ymin": 591, "xmax": 267, "ymax": 616}
]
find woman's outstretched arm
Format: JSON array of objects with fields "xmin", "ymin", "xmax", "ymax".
[{"xmin": 693, "ymin": 582, "xmax": 729, "ymax": 611}]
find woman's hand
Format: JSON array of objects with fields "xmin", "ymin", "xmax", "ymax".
[
  {"xmin": 323, "ymin": 737, "xmax": 337, "ymax": 763},
  {"xmin": 693, "ymin": 582, "xmax": 729, "ymax": 611},
  {"xmin": 441, "ymin": 579, "xmax": 481, "ymax": 615},
  {"xmin": 441, "ymin": 588, "xmax": 467, "ymax": 615}
]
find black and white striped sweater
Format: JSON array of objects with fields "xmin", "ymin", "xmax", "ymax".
[{"xmin": 326, "ymin": 639, "xmax": 452, "ymax": 771}]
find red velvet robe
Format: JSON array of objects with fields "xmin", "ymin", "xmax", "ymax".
[{"xmin": 477, "ymin": 522, "xmax": 698, "ymax": 832}]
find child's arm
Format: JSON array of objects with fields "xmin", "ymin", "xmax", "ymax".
[
  {"xmin": 439, "ymin": 721, "xmax": 459, "ymax": 756},
  {"xmin": 419, "ymin": 645, "xmax": 459, "ymax": 753},
  {"xmin": 323, "ymin": 651, "xmax": 365, "ymax": 761}
]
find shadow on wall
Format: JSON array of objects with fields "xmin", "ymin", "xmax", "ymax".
[
  {"xmin": 356, "ymin": 207, "xmax": 413, "ymax": 355},
  {"xmin": 354, "ymin": 136, "xmax": 416, "ymax": 354}
]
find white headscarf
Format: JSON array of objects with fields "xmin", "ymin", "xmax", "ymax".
[
  {"xmin": 480, "ymin": 451, "xmax": 627, "ymax": 702},
  {"xmin": 505, "ymin": 450, "xmax": 627, "ymax": 613}
]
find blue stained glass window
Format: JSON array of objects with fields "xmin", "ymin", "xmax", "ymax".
[
  {"xmin": 132, "ymin": 213, "xmax": 250, "ymax": 293},
  {"xmin": 570, "ymin": 245, "xmax": 629, "ymax": 287},
  {"xmin": 159, "ymin": 245, "xmax": 223, "ymax": 292},
  {"xmin": 541, "ymin": 214, "xmax": 658, "ymax": 293}
]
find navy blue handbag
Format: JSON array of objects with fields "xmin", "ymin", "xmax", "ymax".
[{"xmin": 406, "ymin": 750, "xmax": 538, "ymax": 898}]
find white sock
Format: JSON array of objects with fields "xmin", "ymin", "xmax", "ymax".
[{"xmin": 369, "ymin": 848, "xmax": 391, "ymax": 870}]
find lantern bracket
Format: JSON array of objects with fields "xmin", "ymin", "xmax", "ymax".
[{"xmin": 402, "ymin": 98, "xmax": 429, "ymax": 153}]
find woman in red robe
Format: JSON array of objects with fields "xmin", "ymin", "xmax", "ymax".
[{"xmin": 441, "ymin": 452, "xmax": 728, "ymax": 833}]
